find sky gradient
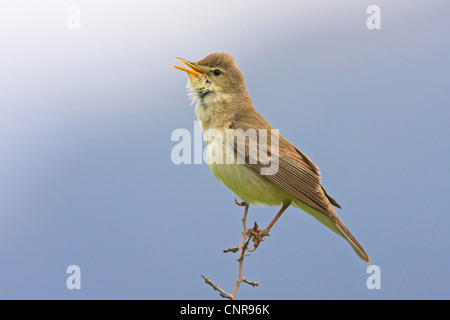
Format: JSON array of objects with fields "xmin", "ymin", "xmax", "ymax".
[{"xmin": 0, "ymin": 0, "xmax": 449, "ymax": 299}]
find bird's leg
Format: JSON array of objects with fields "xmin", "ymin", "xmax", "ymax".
[
  {"xmin": 247, "ymin": 203, "xmax": 290, "ymax": 252},
  {"xmin": 265, "ymin": 202, "xmax": 290, "ymax": 231}
]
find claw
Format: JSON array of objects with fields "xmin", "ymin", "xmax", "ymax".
[
  {"xmin": 235, "ymin": 199, "xmax": 246, "ymax": 207},
  {"xmin": 246, "ymin": 223, "xmax": 269, "ymax": 252},
  {"xmin": 247, "ymin": 240, "xmax": 262, "ymax": 252}
]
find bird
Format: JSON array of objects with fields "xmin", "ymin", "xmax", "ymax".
[{"xmin": 173, "ymin": 52, "xmax": 370, "ymax": 263}]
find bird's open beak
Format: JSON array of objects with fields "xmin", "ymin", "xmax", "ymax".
[{"xmin": 173, "ymin": 57, "xmax": 206, "ymax": 77}]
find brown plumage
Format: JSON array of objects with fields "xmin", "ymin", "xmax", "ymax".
[
  {"xmin": 174, "ymin": 52, "xmax": 370, "ymax": 263},
  {"xmin": 230, "ymin": 109, "xmax": 369, "ymax": 263}
]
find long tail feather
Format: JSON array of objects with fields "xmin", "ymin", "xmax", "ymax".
[{"xmin": 293, "ymin": 200, "xmax": 370, "ymax": 263}]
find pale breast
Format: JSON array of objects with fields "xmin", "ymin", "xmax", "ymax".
[{"xmin": 204, "ymin": 127, "xmax": 290, "ymax": 206}]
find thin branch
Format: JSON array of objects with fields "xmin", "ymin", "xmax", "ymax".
[
  {"xmin": 200, "ymin": 274, "xmax": 233, "ymax": 299},
  {"xmin": 201, "ymin": 202, "xmax": 260, "ymax": 300},
  {"xmin": 223, "ymin": 246, "xmax": 239, "ymax": 253},
  {"xmin": 242, "ymin": 278, "xmax": 259, "ymax": 287}
]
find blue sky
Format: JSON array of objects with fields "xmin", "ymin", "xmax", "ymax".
[{"xmin": 0, "ymin": 0, "xmax": 449, "ymax": 299}]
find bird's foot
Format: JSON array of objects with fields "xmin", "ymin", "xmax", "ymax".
[
  {"xmin": 246, "ymin": 222, "xmax": 270, "ymax": 252},
  {"xmin": 235, "ymin": 199, "xmax": 246, "ymax": 207}
]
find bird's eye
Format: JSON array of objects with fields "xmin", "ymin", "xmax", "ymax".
[{"xmin": 213, "ymin": 69, "xmax": 222, "ymax": 76}]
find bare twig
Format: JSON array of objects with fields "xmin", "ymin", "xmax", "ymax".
[
  {"xmin": 201, "ymin": 201, "xmax": 260, "ymax": 300},
  {"xmin": 242, "ymin": 278, "xmax": 259, "ymax": 287},
  {"xmin": 200, "ymin": 274, "xmax": 233, "ymax": 299},
  {"xmin": 223, "ymin": 246, "xmax": 239, "ymax": 253}
]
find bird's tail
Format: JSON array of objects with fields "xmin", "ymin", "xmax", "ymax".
[
  {"xmin": 333, "ymin": 218, "xmax": 370, "ymax": 263},
  {"xmin": 293, "ymin": 200, "xmax": 370, "ymax": 263}
]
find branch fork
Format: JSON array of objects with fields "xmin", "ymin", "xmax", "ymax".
[{"xmin": 201, "ymin": 200, "xmax": 264, "ymax": 300}]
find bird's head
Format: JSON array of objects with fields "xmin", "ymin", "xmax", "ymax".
[{"xmin": 173, "ymin": 52, "xmax": 246, "ymax": 108}]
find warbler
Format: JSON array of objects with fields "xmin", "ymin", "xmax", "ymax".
[{"xmin": 174, "ymin": 52, "xmax": 369, "ymax": 263}]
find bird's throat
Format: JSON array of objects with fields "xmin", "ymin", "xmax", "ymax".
[{"xmin": 198, "ymin": 90, "xmax": 211, "ymax": 100}]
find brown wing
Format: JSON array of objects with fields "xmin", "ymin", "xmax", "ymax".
[
  {"xmin": 248, "ymin": 138, "xmax": 336, "ymax": 216},
  {"xmin": 229, "ymin": 110, "xmax": 369, "ymax": 263},
  {"xmin": 229, "ymin": 111, "xmax": 337, "ymax": 216}
]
